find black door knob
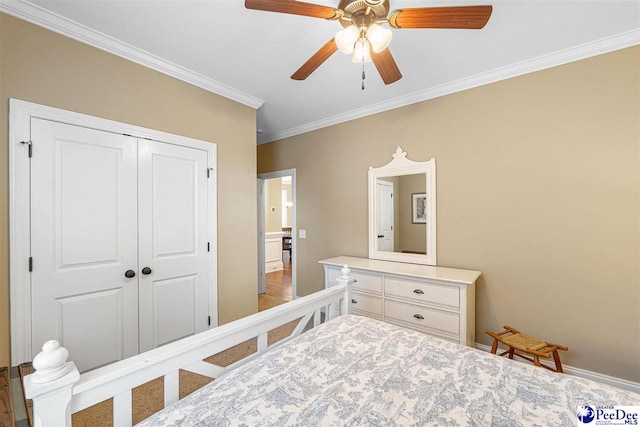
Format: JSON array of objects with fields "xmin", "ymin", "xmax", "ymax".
[
  {"xmin": 124, "ymin": 270, "xmax": 135, "ymax": 278},
  {"xmin": 377, "ymin": 234, "xmax": 384, "ymax": 238},
  {"xmin": 141, "ymin": 267, "xmax": 152, "ymax": 275}
]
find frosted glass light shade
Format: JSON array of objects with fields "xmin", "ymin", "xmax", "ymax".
[
  {"xmin": 352, "ymin": 39, "xmax": 372, "ymax": 63},
  {"xmin": 335, "ymin": 25, "xmax": 359, "ymax": 54},
  {"xmin": 367, "ymin": 23, "xmax": 392, "ymax": 53}
]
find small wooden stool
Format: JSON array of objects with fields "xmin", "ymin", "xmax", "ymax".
[{"xmin": 486, "ymin": 325, "xmax": 568, "ymax": 373}]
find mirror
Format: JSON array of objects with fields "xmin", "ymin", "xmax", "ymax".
[{"xmin": 368, "ymin": 147, "xmax": 436, "ymax": 265}]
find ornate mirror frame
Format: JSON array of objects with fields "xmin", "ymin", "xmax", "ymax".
[{"xmin": 368, "ymin": 147, "xmax": 437, "ymax": 265}]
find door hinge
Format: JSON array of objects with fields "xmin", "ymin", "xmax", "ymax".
[
  {"xmin": 207, "ymin": 242, "xmax": 210, "ymax": 252},
  {"xmin": 28, "ymin": 257, "xmax": 33, "ymax": 272},
  {"xmin": 207, "ymin": 167, "xmax": 214, "ymax": 178},
  {"xmin": 390, "ymin": 193, "xmax": 393, "ymax": 198},
  {"xmin": 21, "ymin": 141, "xmax": 32, "ymax": 157},
  {"xmin": 208, "ymin": 316, "xmax": 211, "ymax": 326}
]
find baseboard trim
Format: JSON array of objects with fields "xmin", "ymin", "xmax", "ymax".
[
  {"xmin": 475, "ymin": 343, "xmax": 640, "ymax": 394},
  {"xmin": 265, "ymin": 261, "xmax": 284, "ymax": 273}
]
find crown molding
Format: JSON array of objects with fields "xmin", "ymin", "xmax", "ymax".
[
  {"xmin": 258, "ymin": 28, "xmax": 640, "ymax": 144},
  {"xmin": 1, "ymin": 0, "xmax": 636, "ymax": 138},
  {"xmin": 0, "ymin": 0, "xmax": 265, "ymax": 109}
]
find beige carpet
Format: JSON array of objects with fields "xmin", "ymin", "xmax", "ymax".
[{"xmin": 69, "ymin": 320, "xmax": 298, "ymax": 426}]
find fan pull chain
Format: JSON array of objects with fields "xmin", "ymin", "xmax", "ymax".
[{"xmin": 361, "ymin": 41, "xmax": 366, "ymax": 90}]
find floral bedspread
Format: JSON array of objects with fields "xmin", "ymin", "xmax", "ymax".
[{"xmin": 137, "ymin": 315, "xmax": 639, "ymax": 426}]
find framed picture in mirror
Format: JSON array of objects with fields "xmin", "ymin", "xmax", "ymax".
[{"xmin": 412, "ymin": 193, "xmax": 427, "ymax": 224}]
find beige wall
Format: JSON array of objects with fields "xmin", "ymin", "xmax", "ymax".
[
  {"xmin": 265, "ymin": 178, "xmax": 283, "ymax": 232},
  {"xmin": 258, "ymin": 46, "xmax": 640, "ymax": 381},
  {"xmin": 0, "ymin": 13, "xmax": 259, "ymax": 366}
]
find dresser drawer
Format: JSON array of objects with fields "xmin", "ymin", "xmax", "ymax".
[
  {"xmin": 326, "ymin": 267, "xmax": 342, "ymax": 284},
  {"xmin": 351, "ymin": 271, "xmax": 382, "ymax": 294},
  {"xmin": 385, "ymin": 277, "xmax": 459, "ymax": 310},
  {"xmin": 384, "ymin": 299, "xmax": 459, "ymax": 337},
  {"xmin": 350, "ymin": 292, "xmax": 382, "ymax": 317},
  {"xmin": 321, "ymin": 256, "xmax": 479, "ymax": 346},
  {"xmin": 327, "ymin": 267, "xmax": 382, "ymax": 295}
]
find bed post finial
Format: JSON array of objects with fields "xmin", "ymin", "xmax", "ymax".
[
  {"xmin": 336, "ymin": 265, "xmax": 355, "ymax": 316},
  {"xmin": 31, "ymin": 340, "xmax": 72, "ymax": 383},
  {"xmin": 23, "ymin": 340, "xmax": 80, "ymax": 427},
  {"xmin": 340, "ymin": 264, "xmax": 351, "ymax": 278}
]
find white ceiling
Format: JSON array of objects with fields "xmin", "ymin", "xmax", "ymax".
[{"xmin": 3, "ymin": 0, "xmax": 639, "ymax": 144}]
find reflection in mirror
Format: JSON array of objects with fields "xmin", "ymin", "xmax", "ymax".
[
  {"xmin": 376, "ymin": 173, "xmax": 427, "ymax": 254},
  {"xmin": 368, "ymin": 147, "xmax": 436, "ymax": 266}
]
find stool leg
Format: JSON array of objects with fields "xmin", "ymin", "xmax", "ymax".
[
  {"xmin": 490, "ymin": 339, "xmax": 499, "ymax": 354},
  {"xmin": 508, "ymin": 347, "xmax": 514, "ymax": 359},
  {"xmin": 552, "ymin": 350, "xmax": 563, "ymax": 373},
  {"xmin": 534, "ymin": 355, "xmax": 541, "ymax": 367}
]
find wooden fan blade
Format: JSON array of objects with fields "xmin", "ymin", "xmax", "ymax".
[
  {"xmin": 245, "ymin": 0, "xmax": 342, "ymax": 20},
  {"xmin": 291, "ymin": 39, "xmax": 338, "ymax": 80},
  {"xmin": 388, "ymin": 5, "xmax": 492, "ymax": 29},
  {"xmin": 371, "ymin": 48, "xmax": 402, "ymax": 85}
]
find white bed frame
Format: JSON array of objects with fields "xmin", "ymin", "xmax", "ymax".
[{"xmin": 24, "ymin": 267, "xmax": 355, "ymax": 427}]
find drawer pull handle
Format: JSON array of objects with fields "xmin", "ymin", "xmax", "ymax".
[
  {"xmin": 413, "ymin": 289, "xmax": 424, "ymax": 295},
  {"xmin": 351, "ymin": 299, "xmax": 358, "ymax": 304},
  {"xmin": 413, "ymin": 314, "xmax": 424, "ymax": 320}
]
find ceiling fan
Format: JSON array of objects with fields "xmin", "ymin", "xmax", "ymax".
[{"xmin": 245, "ymin": 0, "xmax": 493, "ymax": 86}]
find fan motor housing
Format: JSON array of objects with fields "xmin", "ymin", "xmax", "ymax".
[{"xmin": 338, "ymin": 0, "xmax": 390, "ymax": 28}]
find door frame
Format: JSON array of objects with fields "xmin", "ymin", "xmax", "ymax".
[
  {"xmin": 257, "ymin": 169, "xmax": 297, "ymax": 299},
  {"xmin": 8, "ymin": 99, "xmax": 218, "ymax": 365}
]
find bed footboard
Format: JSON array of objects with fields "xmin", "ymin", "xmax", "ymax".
[{"xmin": 24, "ymin": 266, "xmax": 355, "ymax": 427}]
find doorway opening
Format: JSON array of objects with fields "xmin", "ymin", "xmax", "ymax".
[{"xmin": 257, "ymin": 170, "xmax": 296, "ymax": 311}]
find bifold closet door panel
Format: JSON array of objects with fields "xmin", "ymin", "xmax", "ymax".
[
  {"xmin": 30, "ymin": 119, "xmax": 139, "ymax": 372},
  {"xmin": 137, "ymin": 140, "xmax": 210, "ymax": 352}
]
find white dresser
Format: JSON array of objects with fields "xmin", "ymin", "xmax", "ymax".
[{"xmin": 320, "ymin": 256, "xmax": 481, "ymax": 346}]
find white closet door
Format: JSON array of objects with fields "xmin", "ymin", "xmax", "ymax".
[
  {"xmin": 30, "ymin": 119, "xmax": 139, "ymax": 372},
  {"xmin": 138, "ymin": 140, "xmax": 209, "ymax": 351}
]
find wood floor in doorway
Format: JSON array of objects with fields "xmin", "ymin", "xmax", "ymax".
[{"xmin": 259, "ymin": 261, "xmax": 292, "ymax": 311}]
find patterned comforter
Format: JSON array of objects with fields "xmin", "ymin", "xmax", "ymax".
[{"xmin": 137, "ymin": 315, "xmax": 639, "ymax": 426}]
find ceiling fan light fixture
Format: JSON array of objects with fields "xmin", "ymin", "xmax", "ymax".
[
  {"xmin": 366, "ymin": 23, "xmax": 392, "ymax": 53},
  {"xmin": 245, "ymin": 0, "xmax": 493, "ymax": 85},
  {"xmin": 352, "ymin": 39, "xmax": 372, "ymax": 63},
  {"xmin": 335, "ymin": 25, "xmax": 360, "ymax": 54}
]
